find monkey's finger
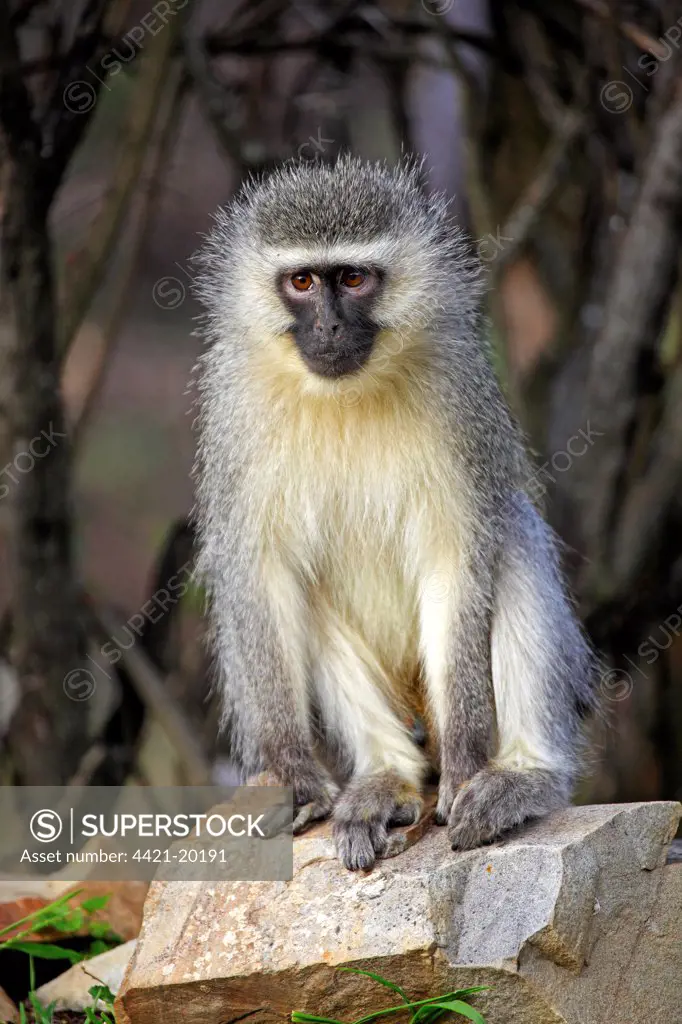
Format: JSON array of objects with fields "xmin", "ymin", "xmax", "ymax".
[
  {"xmin": 257, "ymin": 803, "xmax": 294, "ymax": 839},
  {"xmin": 333, "ymin": 821, "xmax": 377, "ymax": 871},
  {"xmin": 435, "ymin": 778, "xmax": 472, "ymax": 825},
  {"xmin": 292, "ymin": 800, "xmax": 332, "ymax": 834},
  {"xmin": 369, "ymin": 821, "xmax": 389, "ymax": 857},
  {"xmin": 388, "ymin": 798, "xmax": 422, "ymax": 828}
]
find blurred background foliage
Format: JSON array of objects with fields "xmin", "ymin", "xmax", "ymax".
[{"xmin": 1, "ymin": 0, "xmax": 682, "ymax": 807}]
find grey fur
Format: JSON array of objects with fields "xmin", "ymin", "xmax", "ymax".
[{"xmin": 192, "ymin": 156, "xmax": 596, "ymax": 869}]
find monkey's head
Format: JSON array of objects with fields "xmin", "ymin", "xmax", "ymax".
[{"xmin": 195, "ymin": 156, "xmax": 483, "ymax": 386}]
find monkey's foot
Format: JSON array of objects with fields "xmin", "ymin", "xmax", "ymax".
[
  {"xmin": 332, "ymin": 771, "xmax": 423, "ymax": 871},
  {"xmin": 446, "ymin": 766, "xmax": 568, "ymax": 850}
]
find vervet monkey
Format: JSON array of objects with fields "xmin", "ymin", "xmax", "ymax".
[{"xmin": 193, "ymin": 157, "xmax": 595, "ymax": 870}]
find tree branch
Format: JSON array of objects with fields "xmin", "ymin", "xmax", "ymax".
[
  {"xmin": 68, "ymin": 58, "xmax": 187, "ymax": 444},
  {"xmin": 58, "ymin": 5, "xmax": 188, "ymax": 357},
  {"xmin": 610, "ymin": 359, "xmax": 682, "ymax": 591},
  {"xmin": 579, "ymin": 77, "xmax": 682, "ymax": 589},
  {"xmin": 0, "ymin": 3, "xmax": 41, "ymax": 164},
  {"xmin": 203, "ymin": 19, "xmax": 498, "ymax": 60},
  {"xmin": 182, "ymin": 30, "xmax": 248, "ymax": 171},
  {"xmin": 97, "ymin": 607, "xmax": 212, "ymax": 786},
  {"xmin": 496, "ymin": 110, "xmax": 585, "ymax": 271},
  {"xmin": 40, "ymin": 0, "xmax": 113, "ymax": 197},
  {"xmin": 571, "ymin": 0, "xmax": 670, "ymax": 59}
]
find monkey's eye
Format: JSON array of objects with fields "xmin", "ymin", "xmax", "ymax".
[
  {"xmin": 291, "ymin": 271, "xmax": 314, "ymax": 291},
  {"xmin": 340, "ymin": 267, "xmax": 366, "ymax": 289}
]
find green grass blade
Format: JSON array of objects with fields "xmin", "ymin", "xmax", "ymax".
[
  {"xmin": 80, "ymin": 895, "xmax": 111, "ymax": 913},
  {"xmin": 51, "ymin": 909, "xmax": 85, "ymax": 933},
  {"xmin": 6, "ymin": 941, "xmax": 84, "ymax": 963},
  {"xmin": 291, "ymin": 1014, "xmax": 346, "ymax": 1024},
  {"xmin": 89, "ymin": 921, "xmax": 121, "ymax": 941},
  {"xmin": 352, "ymin": 990, "xmax": 488, "ymax": 1024},
  {"xmin": 28, "ymin": 991, "xmax": 52, "ymax": 1024},
  {"xmin": 0, "ymin": 889, "xmax": 83, "ymax": 941},
  {"xmin": 434, "ymin": 990, "xmax": 488, "ymax": 1000},
  {"xmin": 89, "ymin": 984, "xmax": 116, "ymax": 1005},
  {"xmin": 89, "ymin": 939, "xmax": 110, "ymax": 957},
  {"xmin": 424, "ymin": 1001, "xmax": 487, "ymax": 1024},
  {"xmin": 338, "ymin": 969, "xmax": 409, "ymax": 1003},
  {"xmin": 411, "ymin": 1002, "xmax": 472, "ymax": 1024},
  {"xmin": 410, "ymin": 1007, "xmax": 450, "ymax": 1024}
]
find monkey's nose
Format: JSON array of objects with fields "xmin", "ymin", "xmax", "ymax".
[{"xmin": 313, "ymin": 320, "xmax": 340, "ymax": 335}]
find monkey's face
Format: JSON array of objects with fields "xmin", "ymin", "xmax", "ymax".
[{"xmin": 279, "ymin": 265, "xmax": 383, "ymax": 378}]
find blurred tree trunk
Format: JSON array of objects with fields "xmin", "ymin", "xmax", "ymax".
[
  {"xmin": 0, "ymin": 0, "xmax": 116, "ymax": 781},
  {"xmin": 0, "ymin": 0, "xmax": 189, "ymax": 783},
  {"xmin": 0, "ymin": 158, "xmax": 87, "ymax": 783}
]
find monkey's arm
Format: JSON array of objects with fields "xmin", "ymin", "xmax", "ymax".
[
  {"xmin": 421, "ymin": 344, "xmax": 516, "ymax": 826},
  {"xmin": 443, "ymin": 493, "xmax": 595, "ymax": 849},
  {"xmin": 420, "ymin": 541, "xmax": 496, "ymax": 824}
]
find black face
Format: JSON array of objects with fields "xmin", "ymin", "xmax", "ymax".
[{"xmin": 279, "ymin": 265, "xmax": 383, "ymax": 378}]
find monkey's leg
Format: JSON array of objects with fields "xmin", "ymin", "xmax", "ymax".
[
  {"xmin": 447, "ymin": 493, "xmax": 594, "ymax": 850},
  {"xmin": 419, "ymin": 554, "xmax": 496, "ymax": 825},
  {"xmin": 312, "ymin": 614, "xmax": 426, "ymax": 870},
  {"xmin": 213, "ymin": 566, "xmax": 339, "ymax": 831}
]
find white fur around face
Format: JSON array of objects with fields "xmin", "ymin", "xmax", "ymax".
[{"xmin": 236, "ymin": 237, "xmax": 448, "ymax": 343}]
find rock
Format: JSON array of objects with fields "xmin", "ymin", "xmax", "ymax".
[
  {"xmin": 0, "ymin": 986, "xmax": 18, "ymax": 1023},
  {"xmin": 0, "ymin": 881, "xmax": 148, "ymax": 943},
  {"xmin": 614, "ymin": 860, "xmax": 682, "ymax": 1019},
  {"xmin": 34, "ymin": 940, "xmax": 137, "ymax": 1012},
  {"xmin": 117, "ymin": 802, "xmax": 682, "ymax": 1024}
]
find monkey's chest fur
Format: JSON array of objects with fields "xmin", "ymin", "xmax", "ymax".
[{"xmin": 252, "ymin": 363, "xmax": 464, "ymax": 720}]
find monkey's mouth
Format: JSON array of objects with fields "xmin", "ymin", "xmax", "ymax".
[
  {"xmin": 292, "ymin": 332, "xmax": 376, "ymax": 379},
  {"xmin": 298, "ymin": 347, "xmax": 373, "ymax": 379}
]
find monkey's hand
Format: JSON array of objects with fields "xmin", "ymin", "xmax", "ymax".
[
  {"xmin": 433, "ymin": 757, "xmax": 483, "ymax": 827},
  {"xmin": 292, "ymin": 769, "xmax": 340, "ymax": 834},
  {"xmin": 249, "ymin": 764, "xmax": 339, "ymax": 833}
]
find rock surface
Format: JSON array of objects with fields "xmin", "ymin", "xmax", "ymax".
[
  {"xmin": 0, "ymin": 986, "xmax": 18, "ymax": 1024},
  {"xmin": 35, "ymin": 940, "xmax": 137, "ymax": 1012},
  {"xmin": 117, "ymin": 802, "xmax": 682, "ymax": 1024}
]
